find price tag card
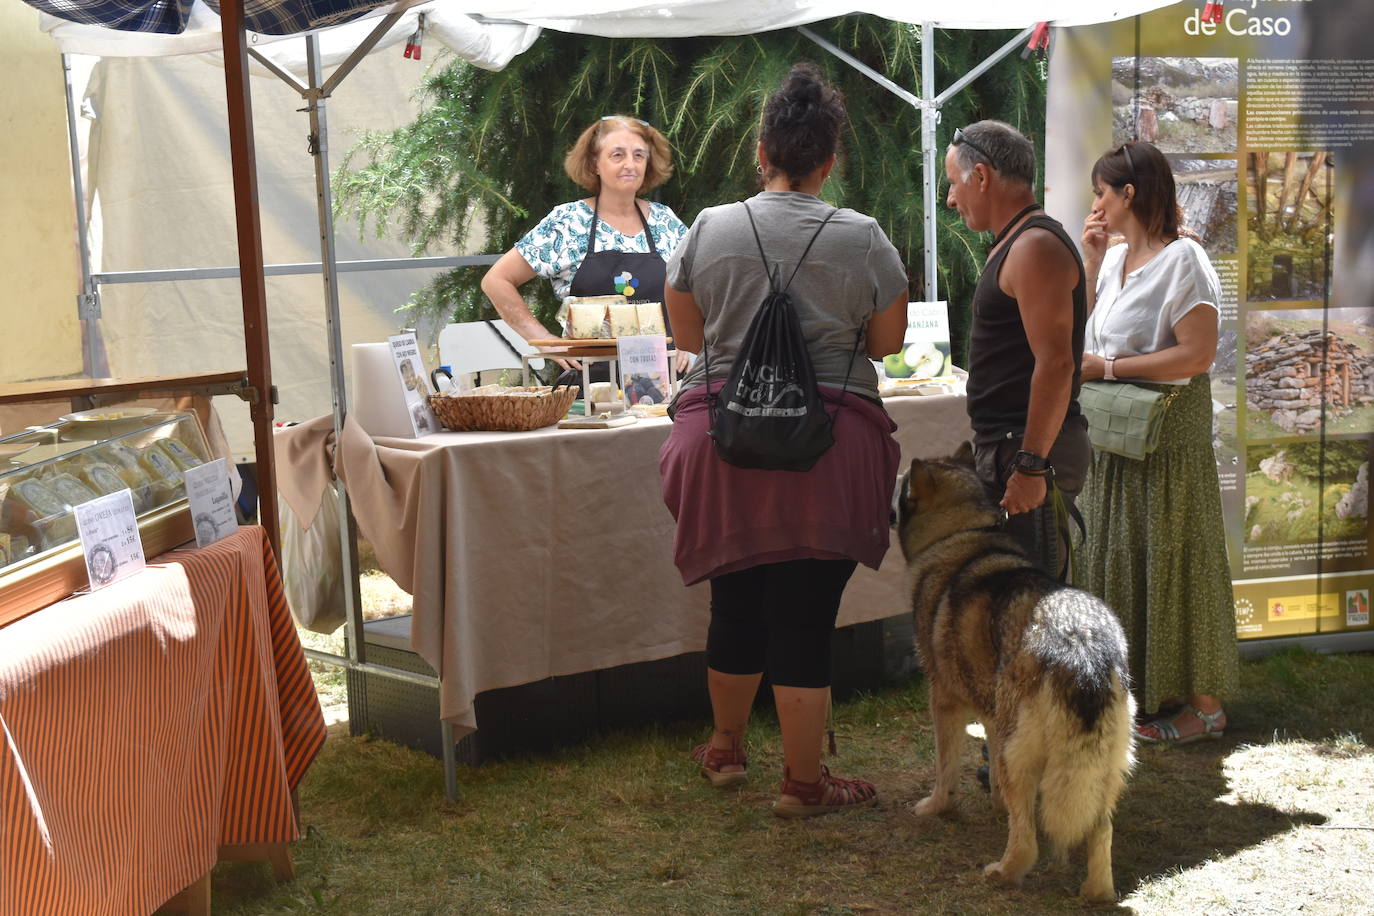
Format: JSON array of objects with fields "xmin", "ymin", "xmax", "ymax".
[
  {"xmin": 185, "ymin": 458, "xmax": 240, "ymax": 547},
  {"xmin": 74, "ymin": 489, "xmax": 145, "ymax": 590}
]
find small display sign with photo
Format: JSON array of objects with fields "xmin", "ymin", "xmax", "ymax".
[
  {"xmin": 881, "ymin": 301, "xmax": 953, "ymax": 380},
  {"xmin": 388, "ymin": 332, "xmax": 441, "ymax": 437},
  {"xmin": 617, "ymin": 335, "xmax": 671, "ymax": 409}
]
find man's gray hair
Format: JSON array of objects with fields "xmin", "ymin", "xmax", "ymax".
[{"xmin": 951, "ymin": 120, "xmax": 1035, "ymax": 188}]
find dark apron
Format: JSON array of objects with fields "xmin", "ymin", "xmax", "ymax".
[{"xmin": 565, "ymin": 197, "xmax": 670, "ymax": 383}]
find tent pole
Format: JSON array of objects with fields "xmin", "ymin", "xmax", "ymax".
[
  {"xmin": 922, "ymin": 23, "xmax": 938, "ymax": 303},
  {"xmin": 220, "ymin": 0, "xmax": 280, "ymax": 557},
  {"xmin": 304, "ymin": 34, "xmax": 369, "ymax": 670},
  {"xmin": 61, "ymin": 53, "xmax": 103, "ymax": 377}
]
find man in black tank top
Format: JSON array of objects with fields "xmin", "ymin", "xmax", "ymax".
[{"xmin": 945, "ymin": 120, "xmax": 1091, "ymax": 576}]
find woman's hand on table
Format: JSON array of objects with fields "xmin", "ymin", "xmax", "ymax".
[{"xmin": 1080, "ymin": 352, "xmax": 1107, "ymax": 381}]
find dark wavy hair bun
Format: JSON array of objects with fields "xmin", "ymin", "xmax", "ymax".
[{"xmin": 761, "ymin": 62, "xmax": 846, "ymax": 189}]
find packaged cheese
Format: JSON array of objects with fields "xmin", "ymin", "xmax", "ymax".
[
  {"xmin": 157, "ymin": 438, "xmax": 204, "ymax": 471},
  {"xmin": 81, "ymin": 462, "xmax": 131, "ymax": 497},
  {"xmin": 138, "ymin": 443, "xmax": 180, "ymax": 482},
  {"xmin": 45, "ymin": 474, "xmax": 99, "ymax": 509},
  {"xmin": 137, "ymin": 445, "xmax": 186, "ymax": 505},
  {"xmin": 635, "ymin": 302, "xmax": 666, "ymax": 336},
  {"xmin": 94, "ymin": 446, "xmax": 155, "ymax": 511},
  {"xmin": 608, "ymin": 303, "xmax": 640, "ymax": 338},
  {"xmin": 7, "ymin": 477, "xmax": 67, "ymax": 523},
  {"xmin": 31, "ymin": 512, "xmax": 77, "ymax": 550}
]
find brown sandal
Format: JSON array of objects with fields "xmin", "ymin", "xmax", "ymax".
[
  {"xmin": 773, "ymin": 765, "xmax": 877, "ymax": 818},
  {"xmin": 689, "ymin": 739, "xmax": 748, "ymax": 788}
]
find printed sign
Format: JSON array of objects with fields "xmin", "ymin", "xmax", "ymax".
[
  {"xmin": 617, "ymin": 335, "xmax": 671, "ymax": 408},
  {"xmin": 881, "ymin": 301, "xmax": 952, "ymax": 380},
  {"xmin": 185, "ymin": 458, "xmax": 239, "ymax": 548},
  {"xmin": 388, "ymin": 331, "xmax": 441, "ymax": 437},
  {"xmin": 74, "ymin": 489, "xmax": 144, "ymax": 590}
]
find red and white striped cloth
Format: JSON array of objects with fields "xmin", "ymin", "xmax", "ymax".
[{"xmin": 0, "ymin": 526, "xmax": 326, "ymax": 916}]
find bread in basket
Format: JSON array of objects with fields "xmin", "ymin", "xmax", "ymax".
[{"xmin": 428, "ymin": 385, "xmax": 577, "ymax": 432}]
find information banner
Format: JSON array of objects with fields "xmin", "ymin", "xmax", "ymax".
[{"xmin": 1046, "ymin": 0, "xmax": 1374, "ymax": 642}]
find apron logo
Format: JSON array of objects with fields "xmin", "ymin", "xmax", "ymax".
[{"xmin": 614, "ymin": 270, "xmax": 639, "ymax": 297}]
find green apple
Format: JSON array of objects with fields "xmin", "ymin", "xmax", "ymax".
[
  {"xmin": 883, "ymin": 352, "xmax": 912, "ymax": 377},
  {"xmin": 903, "ymin": 342, "xmax": 946, "ymax": 377}
]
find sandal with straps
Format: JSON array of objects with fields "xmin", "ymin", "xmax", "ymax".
[
  {"xmin": 689, "ymin": 739, "xmax": 748, "ymax": 788},
  {"xmin": 1136, "ymin": 705, "xmax": 1226, "ymax": 745},
  {"xmin": 773, "ymin": 765, "xmax": 878, "ymax": 819}
]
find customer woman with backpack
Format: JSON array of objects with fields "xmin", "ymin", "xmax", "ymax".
[{"xmin": 659, "ymin": 62, "xmax": 908, "ymax": 817}]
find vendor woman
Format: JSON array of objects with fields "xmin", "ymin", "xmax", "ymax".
[{"xmin": 481, "ymin": 115, "xmax": 690, "ymax": 372}]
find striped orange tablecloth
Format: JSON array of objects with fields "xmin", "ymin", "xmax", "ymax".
[{"xmin": 0, "ymin": 526, "xmax": 326, "ymax": 916}]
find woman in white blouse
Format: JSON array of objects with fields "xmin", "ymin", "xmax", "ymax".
[{"xmin": 1076, "ymin": 140, "xmax": 1238, "ymax": 745}]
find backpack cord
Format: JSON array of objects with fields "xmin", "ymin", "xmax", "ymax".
[{"xmin": 703, "ymin": 203, "xmax": 859, "ymax": 411}]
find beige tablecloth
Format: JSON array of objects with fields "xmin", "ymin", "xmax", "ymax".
[{"xmin": 276, "ymin": 393, "xmax": 972, "ymax": 736}]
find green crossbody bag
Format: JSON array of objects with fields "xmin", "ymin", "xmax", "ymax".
[{"xmin": 1078, "ymin": 380, "xmax": 1181, "ymax": 460}]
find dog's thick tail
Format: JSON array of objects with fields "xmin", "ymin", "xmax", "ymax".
[{"xmin": 1035, "ymin": 671, "xmax": 1136, "ymax": 853}]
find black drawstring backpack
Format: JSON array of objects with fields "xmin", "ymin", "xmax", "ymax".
[{"xmin": 701, "ymin": 203, "xmax": 860, "ymax": 472}]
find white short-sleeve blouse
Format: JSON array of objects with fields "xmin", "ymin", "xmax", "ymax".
[{"xmin": 1086, "ymin": 236, "xmax": 1222, "ymax": 385}]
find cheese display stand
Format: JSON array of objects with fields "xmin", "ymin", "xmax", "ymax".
[{"xmin": 0, "ymin": 410, "xmax": 211, "ymax": 625}]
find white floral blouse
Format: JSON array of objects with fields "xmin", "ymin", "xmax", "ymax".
[{"xmin": 514, "ymin": 200, "xmax": 688, "ymax": 301}]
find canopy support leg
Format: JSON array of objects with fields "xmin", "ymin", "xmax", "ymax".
[{"xmin": 220, "ymin": 0, "xmax": 280, "ymax": 558}]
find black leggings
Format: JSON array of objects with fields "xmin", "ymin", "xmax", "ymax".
[{"xmin": 706, "ymin": 557, "xmax": 858, "ymax": 689}]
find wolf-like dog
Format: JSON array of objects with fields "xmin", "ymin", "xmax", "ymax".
[{"xmin": 895, "ymin": 446, "xmax": 1136, "ymax": 903}]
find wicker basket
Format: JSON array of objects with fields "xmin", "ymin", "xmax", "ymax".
[{"xmin": 428, "ymin": 386, "xmax": 577, "ymax": 432}]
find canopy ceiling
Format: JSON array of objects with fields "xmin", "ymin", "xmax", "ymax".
[{"xmin": 36, "ymin": 0, "xmax": 1183, "ymax": 63}]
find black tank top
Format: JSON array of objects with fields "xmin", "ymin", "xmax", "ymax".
[{"xmin": 965, "ymin": 212, "xmax": 1086, "ymax": 444}]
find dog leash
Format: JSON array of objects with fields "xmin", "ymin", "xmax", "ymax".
[{"xmin": 1000, "ymin": 464, "xmax": 1085, "ymax": 582}]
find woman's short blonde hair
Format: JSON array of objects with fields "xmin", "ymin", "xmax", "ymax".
[{"xmin": 563, "ymin": 116, "xmax": 674, "ymax": 193}]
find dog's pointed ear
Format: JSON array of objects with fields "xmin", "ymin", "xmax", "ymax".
[
  {"xmin": 951, "ymin": 440, "xmax": 975, "ymax": 467},
  {"xmin": 905, "ymin": 458, "xmax": 937, "ymax": 508}
]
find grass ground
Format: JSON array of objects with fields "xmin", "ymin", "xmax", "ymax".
[
  {"xmin": 203, "ymin": 649, "xmax": 1374, "ymax": 915},
  {"xmin": 1243, "ymin": 470, "xmax": 1366, "ymax": 546}
]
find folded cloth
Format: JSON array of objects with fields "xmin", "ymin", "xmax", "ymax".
[{"xmin": 659, "ymin": 384, "xmax": 900, "ymax": 586}]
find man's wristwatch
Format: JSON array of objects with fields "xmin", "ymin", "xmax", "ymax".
[
  {"xmin": 1104, "ymin": 356, "xmax": 1117, "ymax": 380},
  {"xmin": 1010, "ymin": 449, "xmax": 1050, "ymax": 476}
]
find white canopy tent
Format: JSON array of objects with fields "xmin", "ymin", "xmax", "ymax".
[{"xmin": 25, "ymin": 0, "xmax": 1181, "ymax": 798}]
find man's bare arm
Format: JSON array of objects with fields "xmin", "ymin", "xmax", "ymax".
[{"xmin": 998, "ymin": 227, "xmax": 1080, "ymax": 513}]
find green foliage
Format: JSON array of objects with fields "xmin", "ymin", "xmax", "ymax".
[
  {"xmin": 333, "ymin": 19, "xmax": 1047, "ymax": 359},
  {"xmin": 1283, "ymin": 439, "xmax": 1368, "ymax": 481}
]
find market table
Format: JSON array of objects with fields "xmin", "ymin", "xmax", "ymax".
[
  {"xmin": 0, "ymin": 526, "xmax": 326, "ymax": 916},
  {"xmin": 277, "ymin": 392, "xmax": 971, "ymax": 738}
]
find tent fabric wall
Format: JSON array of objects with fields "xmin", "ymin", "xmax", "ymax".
[
  {"xmin": 0, "ymin": 0, "xmax": 82, "ymax": 387},
  {"xmin": 84, "ymin": 48, "xmax": 466, "ymax": 459}
]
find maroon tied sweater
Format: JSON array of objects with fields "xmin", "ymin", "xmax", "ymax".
[{"xmin": 658, "ymin": 383, "xmax": 900, "ymax": 586}]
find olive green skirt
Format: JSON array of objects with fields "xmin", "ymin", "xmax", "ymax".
[{"xmin": 1073, "ymin": 373, "xmax": 1239, "ymax": 714}]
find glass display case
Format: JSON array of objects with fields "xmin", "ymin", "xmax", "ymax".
[{"xmin": 0, "ymin": 410, "xmax": 211, "ymax": 619}]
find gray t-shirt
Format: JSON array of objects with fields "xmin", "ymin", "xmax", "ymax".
[{"xmin": 667, "ymin": 192, "xmax": 907, "ymax": 400}]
